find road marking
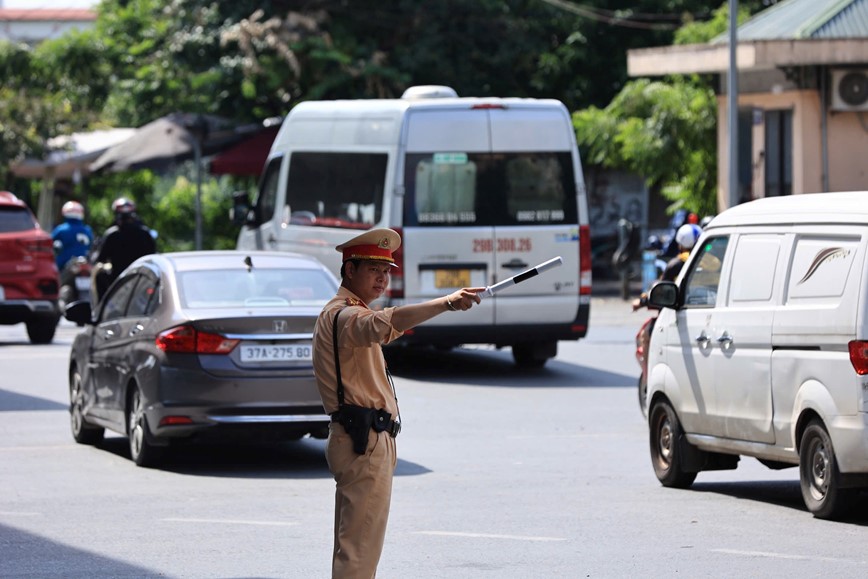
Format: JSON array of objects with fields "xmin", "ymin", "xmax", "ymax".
[
  {"xmin": 712, "ymin": 548, "xmax": 856, "ymax": 563},
  {"xmin": 161, "ymin": 517, "xmax": 299, "ymax": 527},
  {"xmin": 415, "ymin": 531, "xmax": 566, "ymax": 542}
]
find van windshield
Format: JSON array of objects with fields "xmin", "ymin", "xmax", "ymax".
[
  {"xmin": 404, "ymin": 152, "xmax": 578, "ymax": 226},
  {"xmin": 284, "ymin": 152, "xmax": 387, "ymax": 229}
]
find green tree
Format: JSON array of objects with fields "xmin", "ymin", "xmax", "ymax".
[{"xmin": 572, "ymin": 1, "xmax": 762, "ymax": 216}]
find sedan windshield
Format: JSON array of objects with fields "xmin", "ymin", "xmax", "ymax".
[{"xmin": 178, "ymin": 268, "xmax": 335, "ymax": 309}]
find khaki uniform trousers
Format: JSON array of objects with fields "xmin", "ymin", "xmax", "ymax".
[{"xmin": 326, "ymin": 422, "xmax": 397, "ymax": 579}]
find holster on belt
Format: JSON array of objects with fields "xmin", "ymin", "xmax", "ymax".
[{"xmin": 333, "ymin": 404, "xmax": 400, "ymax": 454}]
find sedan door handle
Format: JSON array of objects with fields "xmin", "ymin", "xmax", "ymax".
[
  {"xmin": 102, "ymin": 329, "xmax": 115, "ymax": 339},
  {"xmin": 129, "ymin": 324, "xmax": 145, "ymax": 336},
  {"xmin": 717, "ymin": 331, "xmax": 733, "ymax": 345},
  {"xmin": 267, "ymin": 233, "xmax": 277, "ymax": 246},
  {"xmin": 695, "ymin": 332, "xmax": 710, "ymax": 345}
]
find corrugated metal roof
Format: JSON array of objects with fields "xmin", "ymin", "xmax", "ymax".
[{"xmin": 712, "ymin": 0, "xmax": 868, "ymax": 43}]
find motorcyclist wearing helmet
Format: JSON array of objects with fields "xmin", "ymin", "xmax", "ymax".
[
  {"xmin": 92, "ymin": 197, "xmax": 156, "ymax": 301},
  {"xmin": 51, "ymin": 201, "xmax": 94, "ymax": 271},
  {"xmin": 633, "ymin": 223, "xmax": 702, "ymax": 311},
  {"xmin": 662, "ymin": 223, "xmax": 702, "ymax": 281}
]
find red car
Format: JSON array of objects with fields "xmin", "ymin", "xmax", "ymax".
[{"xmin": 0, "ymin": 191, "xmax": 60, "ymax": 343}]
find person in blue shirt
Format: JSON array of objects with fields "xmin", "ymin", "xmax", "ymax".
[{"xmin": 51, "ymin": 201, "xmax": 94, "ymax": 271}]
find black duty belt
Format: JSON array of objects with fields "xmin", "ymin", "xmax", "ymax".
[{"xmin": 330, "ymin": 407, "xmax": 401, "ymax": 438}]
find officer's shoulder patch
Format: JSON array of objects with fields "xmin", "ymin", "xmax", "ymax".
[{"xmin": 344, "ymin": 297, "xmax": 363, "ymax": 307}]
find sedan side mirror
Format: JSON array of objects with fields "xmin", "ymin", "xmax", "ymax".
[
  {"xmin": 647, "ymin": 281, "xmax": 679, "ymax": 309},
  {"xmin": 64, "ymin": 300, "xmax": 93, "ymax": 325}
]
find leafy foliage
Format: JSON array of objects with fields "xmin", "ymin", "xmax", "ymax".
[
  {"xmin": 574, "ymin": 78, "xmax": 718, "ymax": 216},
  {"xmin": 3, "ymin": 0, "xmax": 777, "ymax": 247},
  {"xmin": 572, "ymin": 1, "xmax": 765, "ymax": 216}
]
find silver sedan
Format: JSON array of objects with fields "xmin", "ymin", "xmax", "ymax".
[{"xmin": 64, "ymin": 250, "xmax": 337, "ymax": 467}]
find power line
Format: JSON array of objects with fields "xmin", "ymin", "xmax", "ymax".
[{"xmin": 538, "ymin": 0, "xmax": 689, "ymax": 31}]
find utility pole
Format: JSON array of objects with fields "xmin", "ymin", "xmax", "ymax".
[{"xmin": 728, "ymin": 0, "xmax": 739, "ymax": 209}]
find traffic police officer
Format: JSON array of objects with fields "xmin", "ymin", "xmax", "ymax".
[{"xmin": 312, "ymin": 228, "xmax": 482, "ymax": 578}]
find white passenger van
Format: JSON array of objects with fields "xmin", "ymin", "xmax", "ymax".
[
  {"xmin": 234, "ymin": 86, "xmax": 592, "ymax": 367},
  {"xmin": 645, "ymin": 191, "xmax": 868, "ymax": 519}
]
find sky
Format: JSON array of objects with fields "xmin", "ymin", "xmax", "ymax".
[{"xmin": 1, "ymin": 1, "xmax": 98, "ymax": 7}]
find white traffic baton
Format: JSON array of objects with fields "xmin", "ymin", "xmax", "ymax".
[{"xmin": 479, "ymin": 256, "xmax": 563, "ymax": 299}]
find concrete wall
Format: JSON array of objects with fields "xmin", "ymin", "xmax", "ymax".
[{"xmin": 716, "ymin": 88, "xmax": 868, "ymax": 210}]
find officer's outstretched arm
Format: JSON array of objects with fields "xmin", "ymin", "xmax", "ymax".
[{"xmin": 391, "ymin": 287, "xmax": 484, "ymax": 332}]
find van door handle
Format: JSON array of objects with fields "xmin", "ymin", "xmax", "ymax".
[
  {"xmin": 501, "ymin": 259, "xmax": 528, "ymax": 269},
  {"xmin": 717, "ymin": 332, "xmax": 733, "ymax": 345},
  {"xmin": 695, "ymin": 332, "xmax": 710, "ymax": 345}
]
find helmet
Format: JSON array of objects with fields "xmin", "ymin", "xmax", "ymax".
[
  {"xmin": 644, "ymin": 235, "xmax": 663, "ymax": 251},
  {"xmin": 686, "ymin": 212, "xmax": 699, "ymax": 225},
  {"xmin": 111, "ymin": 197, "xmax": 136, "ymax": 216},
  {"xmin": 675, "ymin": 224, "xmax": 702, "ymax": 250},
  {"xmin": 61, "ymin": 200, "xmax": 85, "ymax": 221},
  {"xmin": 699, "ymin": 215, "xmax": 714, "ymax": 229}
]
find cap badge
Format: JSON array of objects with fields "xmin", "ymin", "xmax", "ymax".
[{"xmin": 379, "ymin": 237, "xmax": 390, "ymax": 249}]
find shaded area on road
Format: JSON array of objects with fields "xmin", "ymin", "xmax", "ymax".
[
  {"xmin": 0, "ymin": 522, "xmax": 164, "ymax": 578},
  {"xmin": 0, "ymin": 388, "xmax": 66, "ymax": 412},
  {"xmin": 692, "ymin": 477, "xmax": 868, "ymax": 524},
  {"xmin": 386, "ymin": 346, "xmax": 635, "ymax": 388},
  {"xmin": 90, "ymin": 436, "xmax": 430, "ymax": 479}
]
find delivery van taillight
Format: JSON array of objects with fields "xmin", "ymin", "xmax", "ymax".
[
  {"xmin": 387, "ymin": 227, "xmax": 404, "ymax": 299},
  {"xmin": 579, "ymin": 225, "xmax": 592, "ymax": 295},
  {"xmin": 471, "ymin": 103, "xmax": 506, "ymax": 110},
  {"xmin": 849, "ymin": 340, "xmax": 868, "ymax": 375},
  {"xmin": 156, "ymin": 325, "xmax": 239, "ymax": 354}
]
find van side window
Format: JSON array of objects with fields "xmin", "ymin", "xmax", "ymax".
[
  {"xmin": 786, "ymin": 236, "xmax": 860, "ymax": 302},
  {"xmin": 728, "ymin": 235, "xmax": 781, "ymax": 304},
  {"xmin": 682, "ymin": 236, "xmax": 728, "ymax": 307},
  {"xmin": 405, "ymin": 152, "xmax": 577, "ymax": 226},
  {"xmin": 285, "ymin": 152, "xmax": 387, "ymax": 228},
  {"xmin": 254, "ymin": 157, "xmax": 282, "ymax": 224}
]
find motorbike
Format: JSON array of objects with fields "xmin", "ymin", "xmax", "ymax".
[{"xmin": 58, "ymin": 256, "xmax": 92, "ymax": 319}]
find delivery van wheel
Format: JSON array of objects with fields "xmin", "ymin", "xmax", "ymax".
[
  {"xmin": 512, "ymin": 342, "xmax": 554, "ymax": 368},
  {"xmin": 649, "ymin": 401, "xmax": 696, "ymax": 489},
  {"xmin": 799, "ymin": 420, "xmax": 853, "ymax": 520}
]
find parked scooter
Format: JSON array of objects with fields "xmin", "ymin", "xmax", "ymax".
[{"xmin": 58, "ymin": 256, "xmax": 92, "ymax": 319}]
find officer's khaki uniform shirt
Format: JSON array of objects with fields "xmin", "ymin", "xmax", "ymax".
[{"xmin": 312, "ymin": 287, "xmax": 403, "ymax": 415}]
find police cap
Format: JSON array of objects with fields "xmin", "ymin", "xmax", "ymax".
[{"xmin": 335, "ymin": 228, "xmax": 401, "ymax": 266}]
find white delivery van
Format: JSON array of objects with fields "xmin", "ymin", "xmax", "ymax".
[
  {"xmin": 234, "ymin": 86, "xmax": 592, "ymax": 367},
  {"xmin": 645, "ymin": 191, "xmax": 868, "ymax": 519}
]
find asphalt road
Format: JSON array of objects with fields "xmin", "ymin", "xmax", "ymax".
[{"xmin": 2, "ymin": 298, "xmax": 868, "ymax": 578}]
